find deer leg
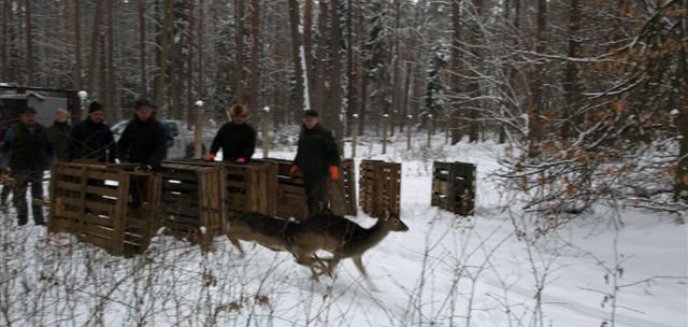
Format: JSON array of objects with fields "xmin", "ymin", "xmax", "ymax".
[
  {"xmin": 352, "ymin": 256, "xmax": 378, "ymax": 291},
  {"xmin": 227, "ymin": 235, "xmax": 246, "ymax": 257}
]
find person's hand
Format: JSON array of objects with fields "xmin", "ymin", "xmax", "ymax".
[
  {"xmin": 136, "ymin": 164, "xmax": 153, "ymax": 172},
  {"xmin": 288, "ymin": 164, "xmax": 299, "ymax": 177},
  {"xmin": 203, "ymin": 153, "xmax": 216, "ymax": 162},
  {"xmin": 235, "ymin": 157, "xmax": 246, "ymax": 164},
  {"xmin": 329, "ymin": 165, "xmax": 340, "ymax": 182}
]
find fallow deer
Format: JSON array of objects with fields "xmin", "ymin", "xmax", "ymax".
[
  {"xmin": 224, "ymin": 212, "xmax": 330, "ymax": 275},
  {"xmin": 286, "ymin": 212, "xmax": 409, "ymax": 287},
  {"xmin": 224, "ymin": 212, "xmax": 297, "ymax": 256}
]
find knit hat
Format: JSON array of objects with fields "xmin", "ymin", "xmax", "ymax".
[
  {"xmin": 134, "ymin": 99, "xmax": 156, "ymax": 111},
  {"xmin": 21, "ymin": 107, "xmax": 37, "ymax": 114},
  {"xmin": 303, "ymin": 109, "xmax": 319, "ymax": 117},
  {"xmin": 89, "ymin": 101, "xmax": 104, "ymax": 113}
]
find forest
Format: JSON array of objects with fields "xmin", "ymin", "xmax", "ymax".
[{"xmin": 1, "ymin": 0, "xmax": 687, "ymax": 218}]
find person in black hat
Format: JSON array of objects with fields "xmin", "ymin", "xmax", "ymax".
[
  {"xmin": 69, "ymin": 101, "xmax": 116, "ymax": 162},
  {"xmin": 116, "ymin": 99, "xmax": 167, "ymax": 171},
  {"xmin": 290, "ymin": 109, "xmax": 341, "ymax": 216},
  {"xmin": 117, "ymin": 99, "xmax": 167, "ymax": 209},
  {"xmin": 1, "ymin": 107, "xmax": 53, "ymax": 225}
]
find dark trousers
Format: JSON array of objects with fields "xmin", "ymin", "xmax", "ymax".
[
  {"xmin": 1, "ymin": 185, "xmax": 10, "ymax": 205},
  {"xmin": 303, "ymin": 174, "xmax": 329, "ymax": 217},
  {"xmin": 12, "ymin": 170, "xmax": 45, "ymax": 226}
]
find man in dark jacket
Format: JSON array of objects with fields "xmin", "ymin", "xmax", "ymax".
[
  {"xmin": 46, "ymin": 108, "xmax": 72, "ymax": 162},
  {"xmin": 1, "ymin": 107, "xmax": 53, "ymax": 225},
  {"xmin": 117, "ymin": 99, "xmax": 167, "ymax": 171},
  {"xmin": 69, "ymin": 101, "xmax": 116, "ymax": 162},
  {"xmin": 204, "ymin": 104, "xmax": 256, "ymax": 164},
  {"xmin": 290, "ymin": 109, "xmax": 340, "ymax": 216},
  {"xmin": 117, "ymin": 99, "xmax": 167, "ymax": 209}
]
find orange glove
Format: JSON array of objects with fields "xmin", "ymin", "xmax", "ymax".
[
  {"xmin": 329, "ymin": 165, "xmax": 340, "ymax": 182},
  {"xmin": 203, "ymin": 153, "xmax": 216, "ymax": 162},
  {"xmin": 288, "ymin": 164, "xmax": 299, "ymax": 177},
  {"xmin": 235, "ymin": 157, "xmax": 246, "ymax": 164}
]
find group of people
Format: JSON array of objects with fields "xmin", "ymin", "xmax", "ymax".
[
  {"xmin": 204, "ymin": 105, "xmax": 341, "ymax": 217},
  {"xmin": 1, "ymin": 99, "xmax": 341, "ymax": 226},
  {"xmin": 0, "ymin": 99, "xmax": 168, "ymax": 226}
]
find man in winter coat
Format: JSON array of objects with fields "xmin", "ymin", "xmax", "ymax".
[
  {"xmin": 290, "ymin": 109, "xmax": 341, "ymax": 216},
  {"xmin": 117, "ymin": 99, "xmax": 167, "ymax": 209},
  {"xmin": 69, "ymin": 101, "xmax": 116, "ymax": 162},
  {"xmin": 46, "ymin": 108, "xmax": 72, "ymax": 163},
  {"xmin": 1, "ymin": 107, "xmax": 53, "ymax": 226},
  {"xmin": 204, "ymin": 104, "xmax": 256, "ymax": 164},
  {"xmin": 117, "ymin": 99, "xmax": 167, "ymax": 171}
]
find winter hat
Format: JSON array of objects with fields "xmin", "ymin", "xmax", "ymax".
[
  {"xmin": 303, "ymin": 109, "xmax": 319, "ymax": 117},
  {"xmin": 89, "ymin": 101, "xmax": 104, "ymax": 113},
  {"xmin": 134, "ymin": 99, "xmax": 157, "ymax": 111},
  {"xmin": 21, "ymin": 107, "xmax": 37, "ymax": 114}
]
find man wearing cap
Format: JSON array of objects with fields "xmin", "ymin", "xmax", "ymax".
[
  {"xmin": 1, "ymin": 107, "xmax": 53, "ymax": 226},
  {"xmin": 117, "ymin": 99, "xmax": 167, "ymax": 209},
  {"xmin": 290, "ymin": 109, "xmax": 341, "ymax": 216},
  {"xmin": 117, "ymin": 99, "xmax": 167, "ymax": 171},
  {"xmin": 69, "ymin": 101, "xmax": 116, "ymax": 162},
  {"xmin": 204, "ymin": 104, "xmax": 256, "ymax": 164}
]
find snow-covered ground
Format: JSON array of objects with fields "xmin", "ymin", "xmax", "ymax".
[{"xmin": 0, "ymin": 134, "xmax": 686, "ymax": 326}]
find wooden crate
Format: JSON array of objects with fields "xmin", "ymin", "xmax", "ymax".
[
  {"xmin": 159, "ymin": 162, "xmax": 226, "ymax": 248},
  {"xmin": 256, "ymin": 158, "xmax": 357, "ymax": 221},
  {"xmin": 359, "ymin": 160, "xmax": 401, "ymax": 219},
  {"xmin": 166, "ymin": 159, "xmax": 278, "ymax": 216},
  {"xmin": 49, "ymin": 162, "xmax": 161, "ymax": 256},
  {"xmin": 431, "ymin": 161, "xmax": 476, "ymax": 216}
]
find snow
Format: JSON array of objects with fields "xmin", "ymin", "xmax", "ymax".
[{"xmin": 0, "ymin": 134, "xmax": 686, "ymax": 326}]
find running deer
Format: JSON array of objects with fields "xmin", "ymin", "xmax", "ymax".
[
  {"xmin": 224, "ymin": 212, "xmax": 297, "ymax": 256},
  {"xmin": 287, "ymin": 212, "xmax": 409, "ymax": 287},
  {"xmin": 224, "ymin": 212, "xmax": 330, "ymax": 275}
]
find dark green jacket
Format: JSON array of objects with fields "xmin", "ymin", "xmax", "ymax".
[
  {"xmin": 2, "ymin": 122, "xmax": 53, "ymax": 171},
  {"xmin": 293, "ymin": 124, "xmax": 340, "ymax": 178},
  {"xmin": 46, "ymin": 121, "xmax": 71, "ymax": 162}
]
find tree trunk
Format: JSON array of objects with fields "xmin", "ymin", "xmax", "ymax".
[
  {"xmin": 73, "ymin": 0, "xmax": 83, "ymax": 89},
  {"xmin": 24, "ymin": 0, "xmax": 34, "ymax": 85},
  {"xmin": 562, "ymin": 0, "xmax": 581, "ymax": 139},
  {"xmin": 234, "ymin": 0, "xmax": 245, "ymax": 104},
  {"xmin": 86, "ymin": 0, "xmax": 103, "ymax": 96},
  {"xmin": 1, "ymin": 0, "xmax": 9, "ymax": 80},
  {"xmin": 138, "ymin": 0, "xmax": 147, "ymax": 98},
  {"xmin": 169, "ymin": 0, "xmax": 181, "ymax": 119},
  {"xmin": 248, "ymin": 0, "xmax": 261, "ymax": 112},
  {"xmin": 450, "ymin": 0, "xmax": 463, "ymax": 144},
  {"xmin": 155, "ymin": 0, "xmax": 172, "ymax": 114},
  {"xmin": 312, "ymin": 0, "xmax": 328, "ymax": 119},
  {"xmin": 304, "ymin": 0, "xmax": 315, "ymax": 109},
  {"xmin": 186, "ymin": 0, "xmax": 195, "ymax": 127},
  {"xmin": 106, "ymin": 0, "xmax": 116, "ymax": 123},
  {"xmin": 287, "ymin": 0, "xmax": 306, "ymax": 114},
  {"xmin": 528, "ymin": 0, "xmax": 547, "ymax": 153},
  {"xmin": 330, "ymin": 0, "xmax": 343, "ymax": 152},
  {"xmin": 345, "ymin": 0, "xmax": 357, "ymax": 137}
]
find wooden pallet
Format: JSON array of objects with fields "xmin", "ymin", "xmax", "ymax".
[
  {"xmin": 359, "ymin": 160, "xmax": 401, "ymax": 219},
  {"xmin": 48, "ymin": 162, "xmax": 161, "ymax": 256},
  {"xmin": 166, "ymin": 159, "xmax": 278, "ymax": 216},
  {"xmin": 255, "ymin": 158, "xmax": 357, "ymax": 221},
  {"xmin": 431, "ymin": 161, "xmax": 476, "ymax": 216},
  {"xmin": 159, "ymin": 162, "xmax": 226, "ymax": 249}
]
